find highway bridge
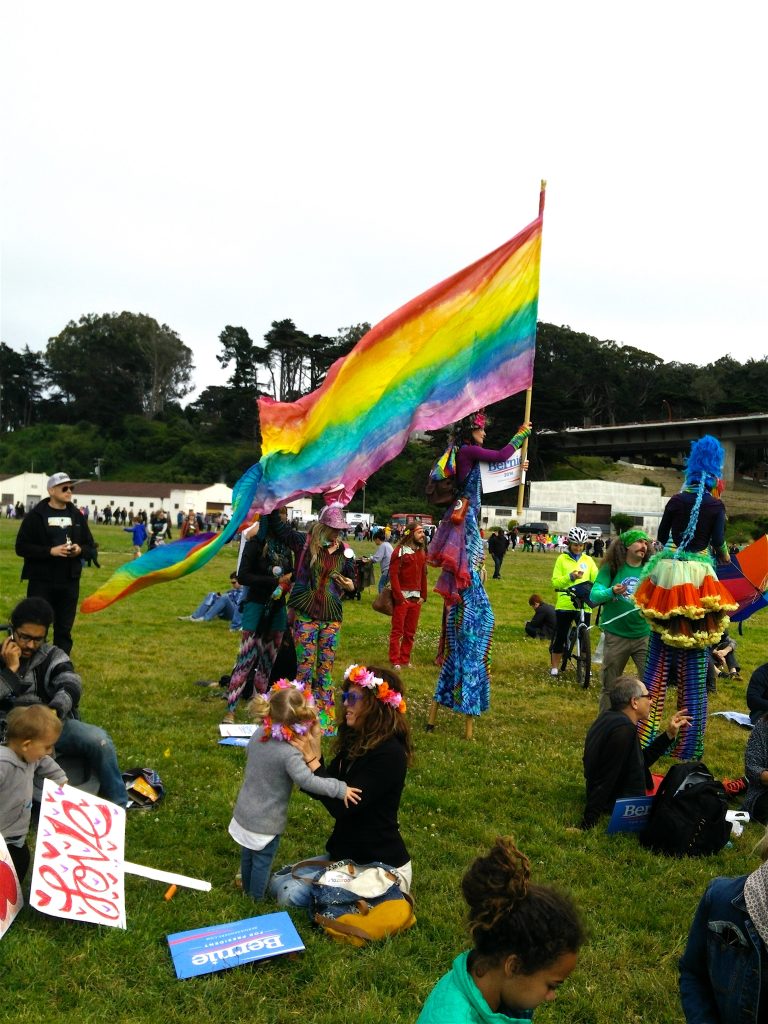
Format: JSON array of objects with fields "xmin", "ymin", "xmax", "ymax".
[{"xmin": 540, "ymin": 412, "xmax": 768, "ymax": 483}]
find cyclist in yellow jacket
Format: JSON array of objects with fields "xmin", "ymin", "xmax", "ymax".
[{"xmin": 549, "ymin": 527, "xmax": 598, "ymax": 678}]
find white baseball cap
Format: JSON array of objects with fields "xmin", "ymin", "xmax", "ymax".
[{"xmin": 47, "ymin": 472, "xmax": 74, "ymax": 490}]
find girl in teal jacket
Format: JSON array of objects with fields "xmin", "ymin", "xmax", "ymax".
[{"xmin": 417, "ymin": 837, "xmax": 584, "ymax": 1023}]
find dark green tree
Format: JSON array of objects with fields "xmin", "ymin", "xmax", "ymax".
[
  {"xmin": 45, "ymin": 312, "xmax": 193, "ymax": 428},
  {"xmin": 216, "ymin": 325, "xmax": 266, "ymax": 390},
  {"xmin": 0, "ymin": 343, "xmax": 47, "ymax": 431}
]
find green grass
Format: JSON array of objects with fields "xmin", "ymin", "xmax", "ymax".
[{"xmin": 1, "ymin": 520, "xmax": 766, "ymax": 1023}]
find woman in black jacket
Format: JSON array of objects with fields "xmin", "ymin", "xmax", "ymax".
[{"xmin": 269, "ymin": 664, "xmax": 413, "ymax": 906}]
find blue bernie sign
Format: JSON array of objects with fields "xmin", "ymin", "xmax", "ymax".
[
  {"xmin": 168, "ymin": 911, "xmax": 305, "ymax": 979},
  {"xmin": 606, "ymin": 795, "xmax": 654, "ymax": 834}
]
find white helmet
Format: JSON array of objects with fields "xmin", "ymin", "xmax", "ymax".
[{"xmin": 567, "ymin": 527, "xmax": 588, "ymax": 545}]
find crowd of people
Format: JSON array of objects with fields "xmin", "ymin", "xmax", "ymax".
[{"xmin": 2, "ymin": 427, "xmax": 766, "ymax": 1021}]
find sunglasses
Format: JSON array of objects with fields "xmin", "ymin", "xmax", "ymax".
[
  {"xmin": 342, "ymin": 691, "xmax": 364, "ymax": 706},
  {"xmin": 59, "ymin": 485, "xmax": 74, "ymax": 492},
  {"xmin": 12, "ymin": 629, "xmax": 48, "ymax": 646}
]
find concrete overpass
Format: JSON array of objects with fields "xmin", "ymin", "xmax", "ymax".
[{"xmin": 540, "ymin": 412, "xmax": 768, "ymax": 483}]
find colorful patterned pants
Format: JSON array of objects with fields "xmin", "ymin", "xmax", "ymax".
[
  {"xmin": 226, "ymin": 603, "xmax": 287, "ymax": 715},
  {"xmin": 293, "ymin": 615, "xmax": 341, "ymax": 735},
  {"xmin": 637, "ymin": 632, "xmax": 708, "ymax": 760}
]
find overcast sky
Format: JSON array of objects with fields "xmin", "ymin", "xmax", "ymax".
[{"xmin": 2, "ymin": 2, "xmax": 766, "ymax": 405}]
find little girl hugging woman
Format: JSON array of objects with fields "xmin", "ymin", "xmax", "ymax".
[{"xmin": 228, "ymin": 680, "xmax": 361, "ymax": 901}]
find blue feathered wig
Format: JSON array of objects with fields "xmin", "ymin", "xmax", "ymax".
[{"xmin": 684, "ymin": 435, "xmax": 724, "ymax": 490}]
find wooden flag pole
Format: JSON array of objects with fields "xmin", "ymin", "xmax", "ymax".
[
  {"xmin": 516, "ymin": 386, "xmax": 533, "ymax": 518},
  {"xmin": 516, "ymin": 180, "xmax": 546, "ymax": 519}
]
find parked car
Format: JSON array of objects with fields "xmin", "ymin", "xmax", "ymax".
[{"xmin": 517, "ymin": 521, "xmax": 549, "ymax": 533}]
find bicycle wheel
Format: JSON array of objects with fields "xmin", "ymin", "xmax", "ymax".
[
  {"xmin": 575, "ymin": 623, "xmax": 591, "ymax": 688},
  {"xmin": 561, "ymin": 625, "xmax": 577, "ymax": 674}
]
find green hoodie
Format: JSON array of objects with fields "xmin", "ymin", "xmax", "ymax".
[
  {"xmin": 417, "ymin": 952, "xmax": 533, "ymax": 1023},
  {"xmin": 589, "ymin": 562, "xmax": 650, "ymax": 639}
]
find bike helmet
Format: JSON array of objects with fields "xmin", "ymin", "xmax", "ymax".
[{"xmin": 567, "ymin": 527, "xmax": 588, "ymax": 545}]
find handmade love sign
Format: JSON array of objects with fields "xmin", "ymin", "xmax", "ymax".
[
  {"xmin": 30, "ymin": 780, "xmax": 126, "ymax": 929},
  {"xmin": 0, "ymin": 835, "xmax": 23, "ymax": 939}
]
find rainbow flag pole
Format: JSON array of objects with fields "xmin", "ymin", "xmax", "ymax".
[{"xmin": 83, "ymin": 187, "xmax": 547, "ymax": 613}]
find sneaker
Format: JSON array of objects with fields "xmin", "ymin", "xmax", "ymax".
[
  {"xmin": 194, "ymin": 679, "xmax": 219, "ymax": 688},
  {"xmin": 722, "ymin": 776, "xmax": 747, "ymax": 796},
  {"xmin": 177, "ymin": 615, "xmax": 195, "ymax": 621},
  {"xmin": 550, "ymin": 668, "xmax": 559, "ymax": 677},
  {"xmin": 222, "ymin": 711, "xmax": 236, "ymax": 725},
  {"xmin": 392, "ymin": 664, "xmax": 402, "ymax": 671}
]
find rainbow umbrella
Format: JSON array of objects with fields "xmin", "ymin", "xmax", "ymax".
[{"xmin": 717, "ymin": 534, "xmax": 768, "ymax": 622}]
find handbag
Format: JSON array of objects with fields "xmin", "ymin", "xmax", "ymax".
[
  {"xmin": 292, "ymin": 858, "xmax": 416, "ymax": 947},
  {"xmin": 425, "ymin": 444, "xmax": 459, "ymax": 506},
  {"xmin": 372, "ymin": 584, "xmax": 393, "ymax": 616}
]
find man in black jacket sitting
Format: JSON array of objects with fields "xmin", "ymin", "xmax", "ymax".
[
  {"xmin": 0, "ymin": 598, "xmax": 128, "ymax": 808},
  {"xmin": 580, "ymin": 674, "xmax": 690, "ymax": 829}
]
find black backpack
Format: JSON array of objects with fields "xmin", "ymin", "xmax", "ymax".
[{"xmin": 639, "ymin": 761, "xmax": 731, "ymax": 857}]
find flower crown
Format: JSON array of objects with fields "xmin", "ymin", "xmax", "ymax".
[
  {"xmin": 343, "ymin": 664, "xmax": 407, "ymax": 713},
  {"xmin": 260, "ymin": 678, "xmax": 315, "ymax": 742}
]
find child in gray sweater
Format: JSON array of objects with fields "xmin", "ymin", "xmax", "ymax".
[
  {"xmin": 229, "ymin": 680, "xmax": 361, "ymax": 901},
  {"xmin": 0, "ymin": 705, "xmax": 67, "ymax": 882}
]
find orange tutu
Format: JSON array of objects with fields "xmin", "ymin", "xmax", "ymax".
[{"xmin": 635, "ymin": 553, "xmax": 737, "ymax": 649}]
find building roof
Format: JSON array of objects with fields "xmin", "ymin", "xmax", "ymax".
[{"xmin": 70, "ymin": 481, "xmax": 211, "ymax": 498}]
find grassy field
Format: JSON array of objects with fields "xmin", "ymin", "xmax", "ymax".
[{"xmin": 2, "ymin": 519, "xmax": 766, "ymax": 1023}]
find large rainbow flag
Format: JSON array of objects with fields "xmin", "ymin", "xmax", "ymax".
[{"xmin": 82, "ymin": 187, "xmax": 545, "ymax": 613}]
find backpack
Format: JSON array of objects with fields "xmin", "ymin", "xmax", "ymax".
[
  {"xmin": 638, "ymin": 761, "xmax": 731, "ymax": 857},
  {"xmin": 425, "ymin": 444, "xmax": 459, "ymax": 506},
  {"xmin": 294, "ymin": 858, "xmax": 416, "ymax": 947},
  {"xmin": 121, "ymin": 767, "xmax": 165, "ymax": 809}
]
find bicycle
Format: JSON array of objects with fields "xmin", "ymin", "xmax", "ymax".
[{"xmin": 556, "ymin": 585, "xmax": 592, "ymax": 688}]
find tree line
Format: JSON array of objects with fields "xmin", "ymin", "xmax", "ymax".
[{"xmin": 1, "ymin": 314, "xmax": 766, "ymax": 499}]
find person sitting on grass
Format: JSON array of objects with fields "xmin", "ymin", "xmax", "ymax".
[
  {"xmin": 679, "ymin": 824, "xmax": 768, "ymax": 1024},
  {"xmin": 177, "ymin": 572, "xmax": 246, "ymax": 628},
  {"xmin": 747, "ymin": 662, "xmax": 768, "ymax": 725},
  {"xmin": 0, "ymin": 597, "xmax": 129, "ymax": 810},
  {"xmin": 0, "ymin": 705, "xmax": 67, "ymax": 882},
  {"xmin": 228, "ymin": 680, "xmax": 361, "ymax": 902},
  {"xmin": 270, "ymin": 664, "xmax": 412, "ymax": 905},
  {"xmin": 709, "ymin": 629, "xmax": 741, "ymax": 680},
  {"xmin": 742, "ymin": 712, "xmax": 768, "ymax": 826},
  {"xmin": 580, "ymin": 675, "xmax": 691, "ymax": 830},
  {"xmin": 524, "ymin": 594, "xmax": 556, "ymax": 641},
  {"xmin": 416, "ymin": 836, "xmax": 585, "ymax": 1023}
]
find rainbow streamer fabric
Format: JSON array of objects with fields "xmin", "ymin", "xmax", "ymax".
[{"xmin": 82, "ymin": 192, "xmax": 544, "ymax": 613}]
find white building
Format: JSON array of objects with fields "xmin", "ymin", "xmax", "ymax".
[
  {"xmin": 480, "ymin": 479, "xmax": 666, "ymax": 537},
  {"xmin": 0, "ymin": 472, "xmax": 313, "ymax": 522}
]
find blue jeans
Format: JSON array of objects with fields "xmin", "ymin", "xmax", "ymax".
[
  {"xmin": 240, "ymin": 835, "xmax": 281, "ymax": 900},
  {"xmin": 378, "ymin": 573, "xmax": 390, "ymax": 593},
  {"xmin": 57, "ymin": 719, "xmax": 128, "ymax": 808},
  {"xmin": 192, "ymin": 592, "xmax": 237, "ymax": 622},
  {"xmin": 268, "ymin": 853, "xmax": 327, "ymax": 908}
]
